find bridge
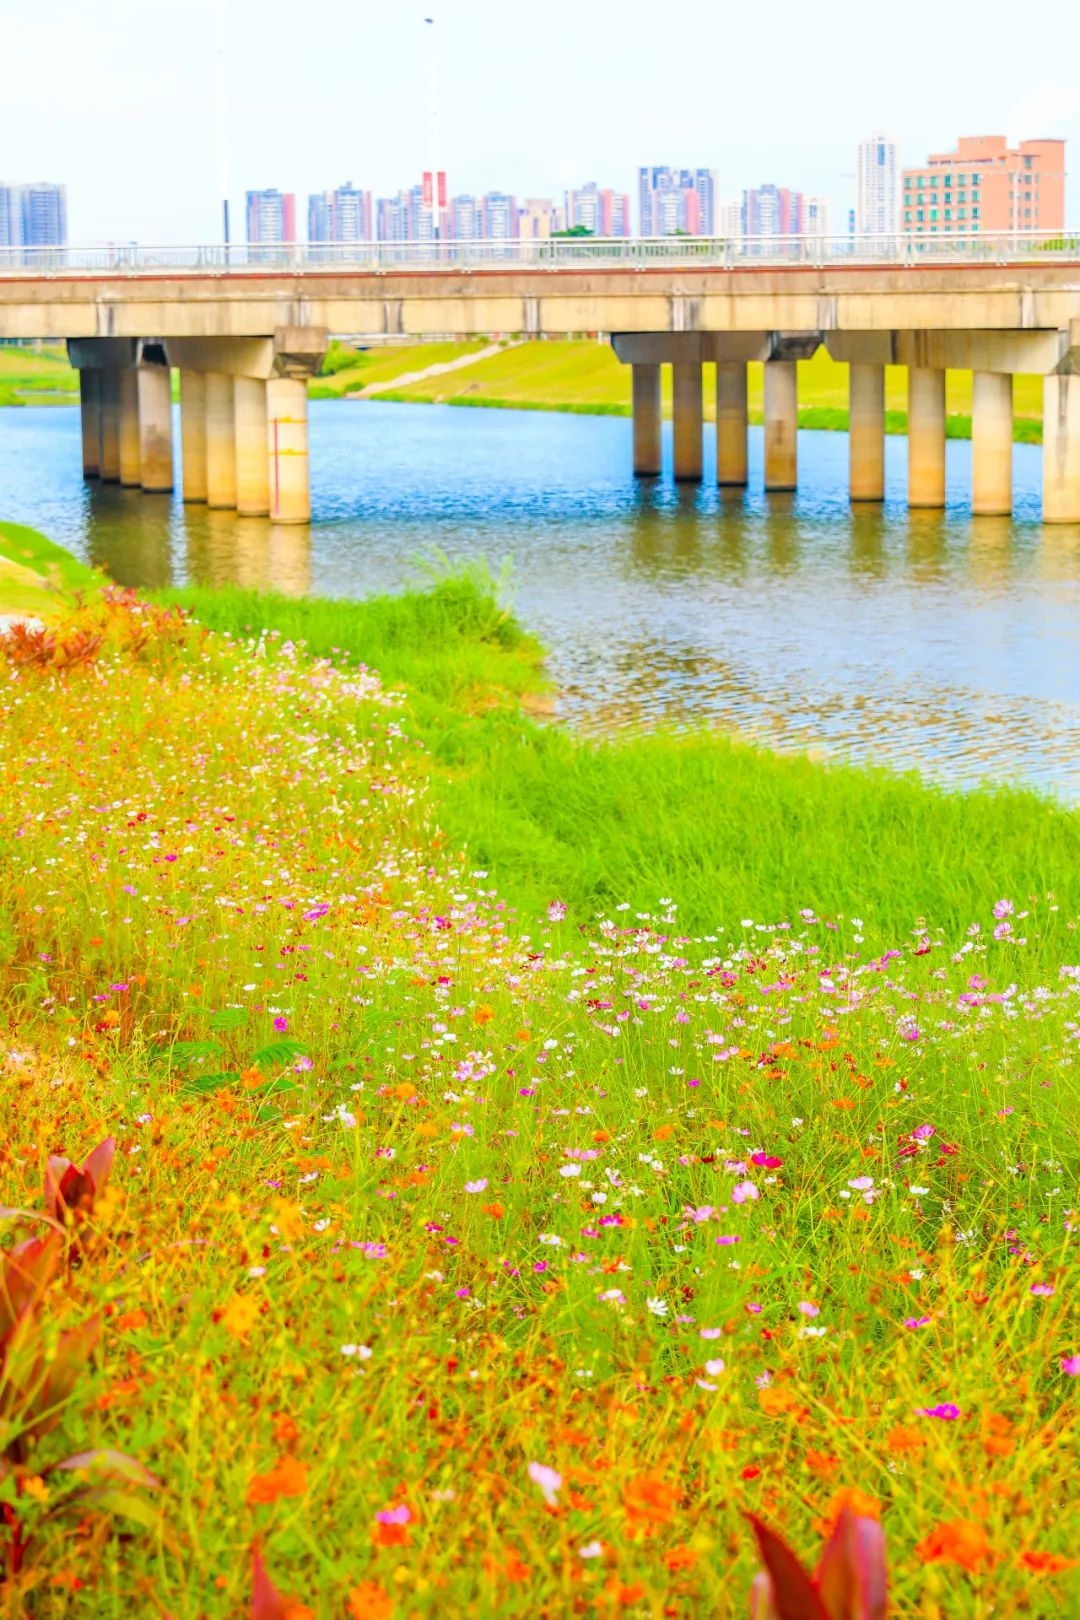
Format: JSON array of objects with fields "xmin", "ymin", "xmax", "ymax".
[{"xmin": 2, "ymin": 233, "xmax": 1079, "ymax": 524}]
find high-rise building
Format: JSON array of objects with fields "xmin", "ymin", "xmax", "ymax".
[
  {"xmin": 479, "ymin": 192, "xmax": 518, "ymax": 243},
  {"xmin": 901, "ymin": 135, "xmax": 1066, "ymax": 236},
  {"xmin": 518, "ymin": 198, "xmax": 564, "ymax": 240},
  {"xmin": 715, "ymin": 198, "xmax": 743, "ymax": 240},
  {"xmin": 638, "ymin": 168, "xmax": 717, "ymax": 235},
  {"xmin": 805, "ymin": 196, "xmax": 831, "ymax": 237},
  {"xmin": 742, "ymin": 185, "xmax": 805, "ymax": 237},
  {"xmin": 0, "ymin": 182, "xmax": 67, "ymax": 250},
  {"xmin": 565, "ymin": 182, "xmax": 631, "ymax": 237},
  {"xmin": 449, "ymin": 194, "xmax": 479, "ymax": 240},
  {"xmin": 308, "ymin": 183, "xmax": 373, "ymax": 251},
  {"xmin": 377, "ymin": 181, "xmax": 448, "ymax": 244},
  {"xmin": 856, "ymin": 134, "xmax": 899, "ymax": 235},
  {"xmin": 245, "ymin": 189, "xmax": 296, "ymax": 253}
]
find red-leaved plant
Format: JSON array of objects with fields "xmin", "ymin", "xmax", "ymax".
[
  {"xmin": 45, "ymin": 1136, "xmax": 115, "ymax": 1234},
  {"xmin": 749, "ymin": 1507, "xmax": 888, "ymax": 1619}
]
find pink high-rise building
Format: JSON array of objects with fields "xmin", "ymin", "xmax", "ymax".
[{"xmin": 902, "ymin": 136, "xmax": 1065, "ymax": 235}]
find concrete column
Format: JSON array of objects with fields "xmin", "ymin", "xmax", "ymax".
[
  {"xmin": 972, "ymin": 371, "xmax": 1013, "ymax": 516},
  {"xmin": 849, "ymin": 363, "xmax": 885, "ymax": 502},
  {"xmin": 267, "ymin": 376, "xmax": 311, "ymax": 524},
  {"xmin": 631, "ymin": 362, "xmax": 662, "ymax": 476},
  {"xmin": 907, "ymin": 368, "xmax": 947, "ymax": 509},
  {"xmin": 179, "ymin": 371, "xmax": 207, "ymax": 503},
  {"xmin": 79, "ymin": 371, "xmax": 101, "ymax": 479},
  {"xmin": 716, "ymin": 363, "xmax": 748, "ymax": 486},
  {"xmin": 137, "ymin": 364, "xmax": 174, "ymax": 493},
  {"xmin": 1043, "ymin": 373, "xmax": 1080, "ymax": 524},
  {"xmin": 99, "ymin": 370, "xmax": 121, "ymax": 483},
  {"xmin": 205, "ymin": 372, "xmax": 237, "ymax": 510},
  {"xmin": 764, "ymin": 360, "xmax": 797, "ymax": 491},
  {"xmin": 671, "ymin": 362, "xmax": 703, "ymax": 482},
  {"xmin": 235, "ymin": 377, "xmax": 271, "ymax": 516},
  {"xmin": 118, "ymin": 368, "xmax": 141, "ymax": 487}
]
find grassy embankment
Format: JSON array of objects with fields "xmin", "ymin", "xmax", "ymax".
[
  {"xmin": 0, "ymin": 527, "xmax": 1078, "ymax": 1612},
  {"xmin": 0, "ymin": 518, "xmax": 100, "ymax": 615},
  {"xmin": 5, "ymin": 339, "xmax": 1046, "ymax": 443},
  {"xmin": 321, "ymin": 338, "xmax": 1047, "ymax": 445}
]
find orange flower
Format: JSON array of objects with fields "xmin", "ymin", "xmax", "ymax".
[
  {"xmin": 219, "ymin": 1294, "xmax": 262, "ymax": 1338},
  {"xmin": 886, "ymin": 1424, "xmax": 926, "ymax": 1456},
  {"xmin": 348, "ymin": 1581, "xmax": 393, "ymax": 1619},
  {"xmin": 604, "ymin": 1578, "xmax": 646, "ymax": 1605},
  {"xmin": 623, "ymin": 1473, "xmax": 680, "ymax": 1531},
  {"xmin": 372, "ymin": 1520, "xmax": 410, "ymax": 1548},
  {"xmin": 816, "ymin": 1487, "xmax": 881, "ymax": 1536},
  {"xmin": 663, "ymin": 1544, "xmax": 698, "ymax": 1572},
  {"xmin": 241, "ymin": 1067, "xmax": 265, "ymax": 1089},
  {"xmin": 482, "ymin": 1202, "xmax": 505, "ymax": 1220},
  {"xmin": 915, "ymin": 1520, "xmax": 995, "ymax": 1574},
  {"xmin": 758, "ymin": 1385, "xmax": 802, "ymax": 1419},
  {"xmin": 1020, "ymin": 1550, "xmax": 1078, "ymax": 1574},
  {"xmin": 247, "ymin": 1455, "xmax": 308, "ymax": 1505},
  {"xmin": 803, "ymin": 1450, "xmax": 839, "ymax": 1478},
  {"xmin": 472, "ymin": 1005, "xmax": 495, "ymax": 1026}
]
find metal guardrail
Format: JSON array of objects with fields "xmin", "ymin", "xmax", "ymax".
[{"xmin": 0, "ymin": 233, "xmax": 1078, "ymax": 276}]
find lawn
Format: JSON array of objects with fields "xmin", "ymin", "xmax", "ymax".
[
  {"xmin": 0, "ymin": 344, "xmax": 79, "ymax": 406},
  {"xmin": 0, "ymin": 518, "xmax": 102, "ymax": 616},
  {"xmin": 0, "ymin": 545, "xmax": 1077, "ymax": 1615}
]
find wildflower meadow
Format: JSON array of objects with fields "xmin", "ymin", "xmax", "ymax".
[{"xmin": 0, "ymin": 580, "xmax": 1077, "ymax": 1617}]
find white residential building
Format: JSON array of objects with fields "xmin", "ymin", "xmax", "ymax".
[{"xmin": 856, "ymin": 134, "xmax": 899, "ymax": 234}]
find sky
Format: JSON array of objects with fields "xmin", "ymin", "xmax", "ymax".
[{"xmin": 3, "ymin": 0, "xmax": 1078, "ymax": 243}]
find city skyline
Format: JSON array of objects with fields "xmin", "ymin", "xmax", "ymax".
[{"xmin": 3, "ymin": 0, "xmax": 1076, "ymax": 244}]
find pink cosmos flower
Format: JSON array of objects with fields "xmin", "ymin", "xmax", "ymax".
[
  {"xmin": 751, "ymin": 1153, "xmax": 783, "ymax": 1169},
  {"xmin": 798, "ymin": 1302, "xmax": 820, "ymax": 1317},
  {"xmin": 464, "ymin": 1179, "xmax": 488, "ymax": 1194},
  {"xmin": 376, "ymin": 1504, "xmax": 411, "ymax": 1525},
  {"xmin": 904, "ymin": 1316, "xmax": 932, "ymax": 1330},
  {"xmin": 528, "ymin": 1461, "xmax": 562, "ymax": 1506},
  {"xmin": 993, "ymin": 898, "xmax": 1014, "ymax": 919},
  {"xmin": 732, "ymin": 1180, "xmax": 759, "ymax": 1204},
  {"xmin": 273, "ymin": 1015, "xmax": 289, "ymax": 1033},
  {"xmin": 1030, "ymin": 1283, "xmax": 1055, "ymax": 1297},
  {"xmin": 918, "ymin": 1403, "xmax": 960, "ymax": 1420},
  {"xmin": 1060, "ymin": 1355, "xmax": 1080, "ymax": 1376}
]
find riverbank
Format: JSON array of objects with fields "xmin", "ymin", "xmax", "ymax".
[
  {"xmin": 3, "ymin": 339, "xmax": 1047, "ymax": 443},
  {"xmin": 1, "ymin": 546, "xmax": 1078, "ymax": 1612}
]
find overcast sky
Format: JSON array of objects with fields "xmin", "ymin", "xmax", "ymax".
[{"xmin": 4, "ymin": 0, "xmax": 1077, "ymax": 242}]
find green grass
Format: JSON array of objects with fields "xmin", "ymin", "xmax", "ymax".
[
  {"xmin": 158, "ymin": 578, "xmax": 1080, "ymax": 965},
  {"xmin": 309, "ymin": 339, "xmax": 492, "ymax": 399},
  {"xmin": 0, "ymin": 344, "xmax": 79, "ymax": 406},
  {"xmin": 0, "ymin": 518, "xmax": 102, "ymax": 614},
  {"xmin": 2, "ymin": 563, "xmax": 1078, "ymax": 1615}
]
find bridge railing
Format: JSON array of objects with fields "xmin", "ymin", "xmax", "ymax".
[{"xmin": 1, "ymin": 232, "xmax": 1079, "ymax": 276}]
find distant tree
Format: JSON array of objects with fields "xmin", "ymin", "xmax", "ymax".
[{"xmin": 551, "ymin": 225, "xmax": 593, "ymax": 238}]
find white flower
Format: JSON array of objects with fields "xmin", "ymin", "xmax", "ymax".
[
  {"xmin": 646, "ymin": 1296, "xmax": 669, "ymax": 1317},
  {"xmin": 559, "ymin": 1163, "xmax": 581, "ymax": 1178},
  {"xmin": 538, "ymin": 1232, "xmax": 563, "ymax": 1246},
  {"xmin": 579, "ymin": 1541, "xmax": 604, "ymax": 1559},
  {"xmin": 909, "ymin": 1186, "xmax": 929, "ymax": 1197},
  {"xmin": 704, "ymin": 1358, "xmax": 726, "ymax": 1376},
  {"xmin": 341, "ymin": 1343, "xmax": 373, "ymax": 1358}
]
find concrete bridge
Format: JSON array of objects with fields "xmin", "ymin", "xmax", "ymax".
[{"xmin": 1, "ymin": 237, "xmax": 1079, "ymax": 523}]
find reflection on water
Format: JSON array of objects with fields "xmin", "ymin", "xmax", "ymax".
[{"xmin": 2, "ymin": 400, "xmax": 1080, "ymax": 798}]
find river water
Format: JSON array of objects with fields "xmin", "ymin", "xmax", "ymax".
[{"xmin": 3, "ymin": 401, "xmax": 1079, "ymax": 798}]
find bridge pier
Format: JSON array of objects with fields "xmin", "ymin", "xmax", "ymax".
[
  {"xmin": 180, "ymin": 371, "xmax": 207, "ymax": 503},
  {"xmin": 849, "ymin": 363, "xmax": 885, "ymax": 502},
  {"xmin": 716, "ymin": 363, "xmax": 748, "ymax": 486},
  {"xmin": 267, "ymin": 377, "xmax": 311, "ymax": 524},
  {"xmin": 235, "ymin": 378, "xmax": 271, "ymax": 516},
  {"xmin": 972, "ymin": 371, "xmax": 1013, "ymax": 516},
  {"xmin": 672, "ymin": 362, "xmax": 703, "ymax": 481},
  {"xmin": 118, "ymin": 368, "xmax": 141, "ymax": 487},
  {"xmin": 99, "ymin": 371, "xmax": 122, "ymax": 483},
  {"xmin": 764, "ymin": 360, "xmax": 797, "ymax": 491},
  {"xmin": 907, "ymin": 368, "xmax": 947, "ymax": 509},
  {"xmin": 79, "ymin": 371, "xmax": 101, "ymax": 479},
  {"xmin": 205, "ymin": 373, "xmax": 237, "ymax": 510},
  {"xmin": 1043, "ymin": 374, "xmax": 1080, "ymax": 524},
  {"xmin": 631, "ymin": 363, "xmax": 662, "ymax": 476},
  {"xmin": 137, "ymin": 358, "xmax": 174, "ymax": 493}
]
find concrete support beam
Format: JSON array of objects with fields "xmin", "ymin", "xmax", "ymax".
[
  {"xmin": 79, "ymin": 370, "xmax": 101, "ymax": 479},
  {"xmin": 849, "ymin": 363, "xmax": 885, "ymax": 502},
  {"xmin": 205, "ymin": 372, "xmax": 237, "ymax": 509},
  {"xmin": 99, "ymin": 370, "xmax": 121, "ymax": 483},
  {"xmin": 907, "ymin": 368, "xmax": 947, "ymax": 509},
  {"xmin": 716, "ymin": 362, "xmax": 748, "ymax": 487},
  {"xmin": 972, "ymin": 371, "xmax": 1013, "ymax": 516},
  {"xmin": 631, "ymin": 363, "xmax": 662, "ymax": 476},
  {"xmin": 267, "ymin": 376, "xmax": 311, "ymax": 524},
  {"xmin": 137, "ymin": 363, "xmax": 174, "ymax": 492},
  {"xmin": 1043, "ymin": 373, "xmax": 1080, "ymax": 524},
  {"xmin": 118, "ymin": 368, "xmax": 141, "ymax": 487},
  {"xmin": 235, "ymin": 377, "xmax": 271, "ymax": 516},
  {"xmin": 180, "ymin": 371, "xmax": 207, "ymax": 503},
  {"xmin": 671, "ymin": 362, "xmax": 703, "ymax": 482},
  {"xmin": 763, "ymin": 360, "xmax": 797, "ymax": 491}
]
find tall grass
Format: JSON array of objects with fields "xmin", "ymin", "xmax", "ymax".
[{"xmin": 160, "ymin": 577, "xmax": 1080, "ymax": 960}]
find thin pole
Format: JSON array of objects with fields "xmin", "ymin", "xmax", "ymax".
[
  {"xmin": 214, "ymin": 0, "xmax": 231, "ymax": 253},
  {"xmin": 425, "ymin": 16, "xmax": 440, "ymax": 242}
]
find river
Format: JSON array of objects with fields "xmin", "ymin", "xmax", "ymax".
[{"xmin": 2, "ymin": 400, "xmax": 1079, "ymax": 798}]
